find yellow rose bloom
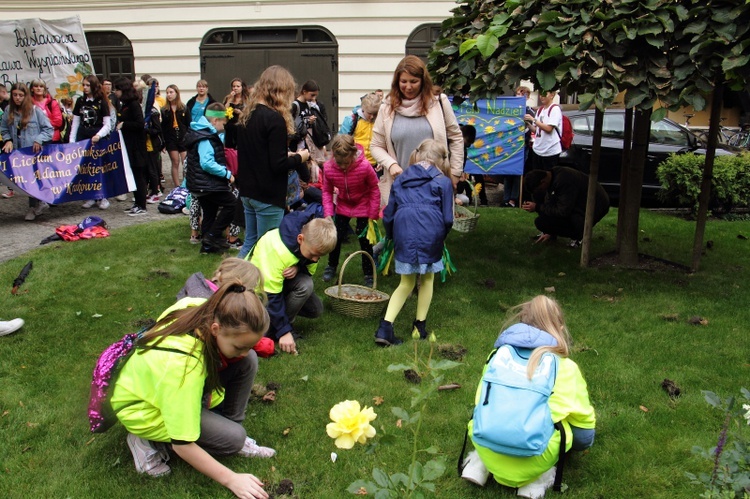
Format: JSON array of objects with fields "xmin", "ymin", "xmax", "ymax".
[{"xmin": 326, "ymin": 400, "xmax": 377, "ymax": 449}]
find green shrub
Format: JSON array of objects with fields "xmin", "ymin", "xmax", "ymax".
[{"xmin": 656, "ymin": 152, "xmax": 750, "ymax": 213}]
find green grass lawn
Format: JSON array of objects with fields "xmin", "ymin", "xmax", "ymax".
[{"xmin": 1, "ymin": 206, "xmax": 748, "ymax": 498}]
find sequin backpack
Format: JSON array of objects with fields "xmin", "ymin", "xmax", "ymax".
[{"xmin": 88, "ymin": 332, "xmax": 140, "ymax": 433}]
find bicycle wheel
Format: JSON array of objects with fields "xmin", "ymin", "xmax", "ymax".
[{"xmin": 728, "ymin": 131, "xmax": 746, "ymax": 147}]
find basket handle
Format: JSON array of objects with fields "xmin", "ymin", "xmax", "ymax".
[
  {"xmin": 336, "ymin": 250, "xmax": 378, "ymax": 296},
  {"xmin": 453, "ymin": 180, "xmax": 479, "ymax": 216}
]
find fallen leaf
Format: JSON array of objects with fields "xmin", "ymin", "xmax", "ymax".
[
  {"xmin": 271, "ymin": 466, "xmax": 276, "ymax": 472},
  {"xmin": 544, "ymin": 286, "xmax": 556, "ymax": 293},
  {"xmin": 22, "ymin": 446, "xmax": 31, "ymax": 453},
  {"xmin": 85, "ymin": 437, "xmax": 96, "ymax": 446},
  {"xmin": 282, "ymin": 427, "xmax": 291, "ymax": 436},
  {"xmin": 76, "ymin": 311, "xmax": 81, "ymax": 316},
  {"xmin": 558, "ymin": 272, "xmax": 566, "ymax": 277},
  {"xmin": 21, "ymin": 365, "xmax": 26, "ymax": 369},
  {"xmin": 91, "ymin": 313, "xmax": 103, "ymax": 318},
  {"xmin": 330, "ymin": 452, "xmax": 337, "ymax": 463},
  {"xmin": 438, "ymin": 383, "xmax": 461, "ymax": 391},
  {"xmin": 155, "ymin": 293, "xmax": 161, "ymax": 298},
  {"xmin": 26, "ymin": 422, "xmax": 39, "ymax": 428},
  {"xmin": 688, "ymin": 316, "xmax": 708, "ymax": 326},
  {"xmin": 127, "ymin": 307, "xmax": 133, "ymax": 312},
  {"xmin": 372, "ymin": 396, "xmax": 384, "ymax": 406},
  {"xmin": 2, "ymin": 410, "xmax": 9, "ymax": 417},
  {"xmin": 262, "ymin": 391, "xmax": 276, "ymax": 403},
  {"xmin": 18, "ymin": 401, "xmax": 24, "ymax": 408},
  {"xmin": 104, "ymin": 266, "xmax": 110, "ymax": 271},
  {"xmin": 639, "ymin": 405, "xmax": 649, "ymax": 412},
  {"xmin": 300, "ymin": 375, "xmax": 309, "ymax": 382},
  {"xmin": 396, "ymin": 419, "xmax": 402, "ymax": 428}
]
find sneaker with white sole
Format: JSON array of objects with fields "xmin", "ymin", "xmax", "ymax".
[
  {"xmin": 24, "ymin": 209, "xmax": 36, "ymax": 221},
  {"xmin": 461, "ymin": 450, "xmax": 490, "ymax": 487},
  {"xmin": 146, "ymin": 194, "xmax": 161, "ymax": 204},
  {"xmin": 115, "ymin": 194, "xmax": 128, "ymax": 201},
  {"xmin": 2, "ymin": 190, "xmax": 15, "ymax": 198},
  {"xmin": 0, "ymin": 318, "xmax": 24, "ymax": 337},
  {"xmin": 82, "ymin": 199, "xmax": 96, "ymax": 209},
  {"xmin": 127, "ymin": 206, "xmax": 147, "ymax": 217},
  {"xmin": 517, "ymin": 467, "xmax": 556, "ymax": 498},
  {"xmin": 237, "ymin": 437, "xmax": 276, "ymax": 458},
  {"xmin": 98, "ymin": 198, "xmax": 110, "ymax": 210},
  {"xmin": 126, "ymin": 433, "xmax": 171, "ymax": 477},
  {"xmin": 33, "ymin": 202, "xmax": 50, "ymax": 216}
]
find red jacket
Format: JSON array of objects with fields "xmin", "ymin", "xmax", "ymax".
[
  {"xmin": 34, "ymin": 94, "xmax": 63, "ymax": 142},
  {"xmin": 322, "ymin": 144, "xmax": 380, "ymax": 219}
]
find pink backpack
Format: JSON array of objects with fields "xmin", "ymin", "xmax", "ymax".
[{"xmin": 88, "ymin": 333, "xmax": 139, "ymax": 433}]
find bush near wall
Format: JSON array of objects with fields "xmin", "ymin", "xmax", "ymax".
[{"xmin": 656, "ymin": 152, "xmax": 750, "ymax": 213}]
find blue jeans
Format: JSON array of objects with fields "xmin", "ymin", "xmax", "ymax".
[{"xmin": 238, "ymin": 197, "xmax": 284, "ymax": 259}]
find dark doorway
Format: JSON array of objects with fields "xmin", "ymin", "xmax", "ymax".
[
  {"xmin": 85, "ymin": 31, "xmax": 134, "ymax": 82},
  {"xmin": 201, "ymin": 26, "xmax": 339, "ymax": 130}
]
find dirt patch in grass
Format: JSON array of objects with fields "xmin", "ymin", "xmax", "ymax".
[
  {"xmin": 438, "ymin": 343, "xmax": 467, "ymax": 361},
  {"xmin": 590, "ymin": 252, "xmax": 692, "ymax": 273}
]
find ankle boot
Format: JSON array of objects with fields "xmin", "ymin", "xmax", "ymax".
[
  {"xmin": 412, "ymin": 320, "xmax": 429, "ymax": 340},
  {"xmin": 374, "ymin": 319, "xmax": 403, "ymax": 346}
]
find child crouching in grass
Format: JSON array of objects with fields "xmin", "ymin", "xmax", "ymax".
[
  {"xmin": 248, "ymin": 204, "xmax": 337, "ymax": 355},
  {"xmin": 110, "ymin": 281, "xmax": 274, "ymax": 499}
]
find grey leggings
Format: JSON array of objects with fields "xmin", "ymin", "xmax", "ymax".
[{"xmin": 194, "ymin": 351, "xmax": 258, "ymax": 457}]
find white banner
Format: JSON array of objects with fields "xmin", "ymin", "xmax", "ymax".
[{"xmin": 0, "ymin": 15, "xmax": 93, "ymax": 101}]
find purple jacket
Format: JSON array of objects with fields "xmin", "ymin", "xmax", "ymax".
[{"xmin": 322, "ymin": 144, "xmax": 380, "ymax": 219}]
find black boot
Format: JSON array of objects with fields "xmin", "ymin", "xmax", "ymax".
[
  {"xmin": 374, "ymin": 319, "xmax": 403, "ymax": 346},
  {"xmin": 412, "ymin": 320, "xmax": 429, "ymax": 340}
]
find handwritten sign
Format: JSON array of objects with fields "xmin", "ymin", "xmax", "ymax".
[
  {"xmin": 0, "ymin": 16, "xmax": 93, "ymax": 101},
  {"xmin": 452, "ymin": 96, "xmax": 526, "ymax": 176},
  {"xmin": 0, "ymin": 133, "xmax": 135, "ymax": 204}
]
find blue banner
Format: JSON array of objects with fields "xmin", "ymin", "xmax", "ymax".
[
  {"xmin": 0, "ymin": 132, "xmax": 135, "ymax": 204},
  {"xmin": 452, "ymin": 96, "xmax": 526, "ymax": 175}
]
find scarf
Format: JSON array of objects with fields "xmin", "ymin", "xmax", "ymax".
[{"xmin": 394, "ymin": 96, "xmax": 424, "ymax": 117}]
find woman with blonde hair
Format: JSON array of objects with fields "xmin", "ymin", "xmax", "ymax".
[
  {"xmin": 235, "ymin": 65, "xmax": 310, "ymax": 259},
  {"xmin": 370, "ymin": 55, "xmax": 463, "ymax": 206},
  {"xmin": 462, "ymin": 295, "xmax": 596, "ymax": 498},
  {"xmin": 29, "ymin": 79, "xmax": 64, "ymax": 143}
]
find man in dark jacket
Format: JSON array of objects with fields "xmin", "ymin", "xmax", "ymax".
[
  {"xmin": 522, "ymin": 167, "xmax": 609, "ymax": 247},
  {"xmin": 184, "ymin": 102, "xmax": 235, "ymax": 253}
]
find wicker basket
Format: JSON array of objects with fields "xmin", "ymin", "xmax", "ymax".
[
  {"xmin": 324, "ymin": 251, "xmax": 390, "ymax": 319},
  {"xmin": 453, "ymin": 183, "xmax": 480, "ymax": 233}
]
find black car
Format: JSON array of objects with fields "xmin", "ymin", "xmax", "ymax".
[{"xmin": 558, "ymin": 108, "xmax": 735, "ymax": 205}]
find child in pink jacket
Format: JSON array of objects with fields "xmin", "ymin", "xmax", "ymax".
[{"xmin": 322, "ymin": 135, "xmax": 380, "ymax": 286}]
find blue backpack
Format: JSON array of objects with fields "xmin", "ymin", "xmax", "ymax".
[{"xmin": 471, "ymin": 344, "xmax": 558, "ymax": 456}]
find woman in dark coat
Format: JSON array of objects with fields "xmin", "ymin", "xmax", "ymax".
[{"xmin": 114, "ymin": 77, "xmax": 148, "ymax": 216}]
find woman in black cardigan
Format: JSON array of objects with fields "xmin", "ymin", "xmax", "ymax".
[{"xmin": 235, "ymin": 66, "xmax": 310, "ymax": 259}]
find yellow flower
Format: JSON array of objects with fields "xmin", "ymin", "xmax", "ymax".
[
  {"xmin": 474, "ymin": 183, "xmax": 483, "ymax": 195},
  {"xmin": 225, "ymin": 107, "xmax": 234, "ymax": 120},
  {"xmin": 326, "ymin": 400, "xmax": 377, "ymax": 449}
]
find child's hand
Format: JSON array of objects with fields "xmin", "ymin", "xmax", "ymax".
[
  {"xmin": 282, "ymin": 266, "xmax": 298, "ymax": 279},
  {"xmin": 278, "ymin": 332, "xmax": 298, "ymax": 355},
  {"xmin": 226, "ymin": 472, "xmax": 269, "ymax": 499}
]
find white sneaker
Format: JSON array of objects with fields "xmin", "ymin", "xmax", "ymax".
[
  {"xmin": 237, "ymin": 437, "xmax": 276, "ymax": 458},
  {"xmin": 146, "ymin": 194, "xmax": 161, "ymax": 204},
  {"xmin": 0, "ymin": 318, "xmax": 24, "ymax": 336},
  {"xmin": 82, "ymin": 199, "xmax": 96, "ymax": 209},
  {"xmin": 461, "ymin": 450, "xmax": 490, "ymax": 487},
  {"xmin": 115, "ymin": 194, "xmax": 128, "ymax": 201},
  {"xmin": 126, "ymin": 433, "xmax": 171, "ymax": 477},
  {"xmin": 24, "ymin": 209, "xmax": 36, "ymax": 221},
  {"xmin": 98, "ymin": 198, "xmax": 110, "ymax": 210},
  {"xmin": 33, "ymin": 202, "xmax": 49, "ymax": 216},
  {"xmin": 517, "ymin": 467, "xmax": 556, "ymax": 498}
]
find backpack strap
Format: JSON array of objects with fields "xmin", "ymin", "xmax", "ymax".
[
  {"xmin": 457, "ymin": 427, "xmax": 471, "ymax": 476},
  {"xmin": 548, "ymin": 104, "xmax": 562, "ymax": 139},
  {"xmin": 553, "ymin": 421, "xmax": 566, "ymax": 491}
]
